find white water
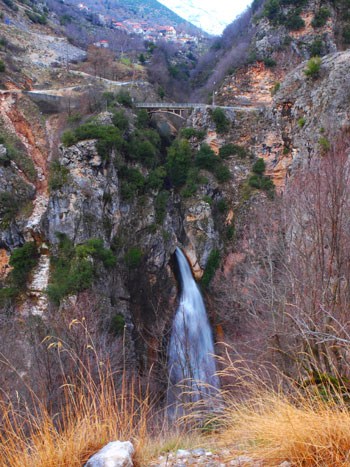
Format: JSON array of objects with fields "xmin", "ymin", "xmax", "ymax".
[{"xmin": 168, "ymin": 247, "xmax": 220, "ymax": 413}]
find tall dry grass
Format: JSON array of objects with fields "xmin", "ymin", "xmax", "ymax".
[
  {"xmin": 211, "ymin": 350, "xmax": 350, "ymax": 467},
  {"xmin": 0, "ymin": 319, "xmax": 196, "ymax": 467}
]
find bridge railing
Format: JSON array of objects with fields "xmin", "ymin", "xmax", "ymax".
[{"xmin": 135, "ymin": 103, "xmax": 205, "ymax": 109}]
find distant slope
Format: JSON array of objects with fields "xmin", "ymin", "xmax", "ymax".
[{"xmin": 83, "ymin": 0, "xmax": 204, "ymax": 34}]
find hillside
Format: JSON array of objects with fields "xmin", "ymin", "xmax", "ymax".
[{"xmin": 1, "ymin": 0, "xmax": 350, "ymax": 465}]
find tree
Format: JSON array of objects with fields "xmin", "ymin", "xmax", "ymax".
[{"xmin": 166, "ymin": 139, "xmax": 192, "ymax": 188}]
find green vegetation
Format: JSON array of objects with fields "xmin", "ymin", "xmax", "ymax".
[
  {"xmin": 298, "ymin": 117, "xmax": 306, "ymax": 128},
  {"xmin": 46, "ymin": 234, "xmax": 115, "ymax": 305},
  {"xmin": 219, "ymin": 143, "xmax": 247, "ymax": 159},
  {"xmin": 180, "ymin": 127, "xmax": 206, "ymax": 140},
  {"xmin": 48, "ymin": 160, "xmax": 70, "ymax": 191},
  {"xmin": 0, "ymin": 242, "xmax": 39, "ymax": 307},
  {"xmin": 215, "ymin": 164, "xmax": 231, "ymax": 183},
  {"xmin": 343, "ymin": 25, "xmax": 350, "ymax": 44},
  {"xmin": 0, "ymin": 192, "xmax": 19, "ymax": 225},
  {"xmin": 203, "ymin": 195, "xmax": 213, "ymax": 207},
  {"xmin": 0, "ymin": 60, "xmax": 5, "ymax": 73},
  {"xmin": 158, "ymin": 86, "xmax": 165, "ymax": 100},
  {"xmin": 248, "ymin": 158, "xmax": 275, "ymax": 193},
  {"xmin": 319, "ymin": 136, "xmax": 330, "ymax": 152},
  {"xmin": 166, "ymin": 139, "xmax": 192, "ymax": 188},
  {"xmin": 3, "ymin": 0, "xmax": 18, "ymax": 11},
  {"xmin": 26, "ymin": 10, "xmax": 47, "ymax": 24},
  {"xmin": 62, "ymin": 123, "xmax": 124, "ymax": 161},
  {"xmin": 116, "ymin": 91, "xmax": 133, "ymax": 107},
  {"xmin": 109, "ymin": 313, "xmax": 125, "ymax": 335},
  {"xmin": 212, "ymin": 108, "xmax": 230, "ymax": 133},
  {"xmin": 304, "ymin": 56, "xmax": 322, "ymax": 78},
  {"xmin": 217, "ymin": 198, "xmax": 227, "ymax": 213},
  {"xmin": 136, "ymin": 109, "xmax": 150, "ymax": 129},
  {"xmin": 124, "ymin": 247, "xmax": 143, "ymax": 269},
  {"xmin": 264, "ymin": 57, "xmax": 277, "ymax": 68},
  {"xmin": 155, "ymin": 190, "xmax": 169, "ymax": 224},
  {"xmin": 311, "ymin": 8, "xmax": 331, "ymax": 28},
  {"xmin": 310, "ymin": 38, "xmax": 323, "ymax": 57},
  {"xmin": 195, "ymin": 144, "xmax": 217, "ymax": 170},
  {"xmin": 271, "ymin": 81, "xmax": 280, "ymax": 96},
  {"xmin": 262, "ymin": 0, "xmax": 305, "ymax": 30},
  {"xmin": 201, "ymin": 248, "xmax": 221, "ymax": 288},
  {"xmin": 112, "ymin": 110, "xmax": 129, "ymax": 132}
]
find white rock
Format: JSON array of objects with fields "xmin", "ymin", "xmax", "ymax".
[
  {"xmin": 279, "ymin": 462, "xmax": 292, "ymax": 467},
  {"xmin": 85, "ymin": 441, "xmax": 134, "ymax": 467},
  {"xmin": 230, "ymin": 455, "xmax": 254, "ymax": 466},
  {"xmin": 176, "ymin": 449, "xmax": 191, "ymax": 458}
]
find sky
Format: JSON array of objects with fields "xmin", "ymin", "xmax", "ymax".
[{"xmin": 158, "ymin": 0, "xmax": 252, "ymax": 35}]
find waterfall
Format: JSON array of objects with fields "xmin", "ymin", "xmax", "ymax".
[{"xmin": 167, "ymin": 247, "xmax": 220, "ymax": 414}]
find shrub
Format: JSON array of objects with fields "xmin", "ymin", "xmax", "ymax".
[
  {"xmin": 319, "ymin": 137, "xmax": 330, "ymax": 151},
  {"xmin": 136, "ymin": 110, "xmax": 150, "ymax": 129},
  {"xmin": 0, "ymin": 191, "xmax": 19, "ymax": 224},
  {"xmin": 284, "ymin": 9, "xmax": 305, "ymax": 30},
  {"xmin": 262, "ymin": 0, "xmax": 280, "ymax": 20},
  {"xmin": 202, "ymin": 248, "xmax": 221, "ymax": 288},
  {"xmin": 298, "ymin": 117, "xmax": 306, "ymax": 128},
  {"xmin": 271, "ymin": 81, "xmax": 280, "ymax": 96},
  {"xmin": 264, "ymin": 57, "xmax": 277, "ymax": 68},
  {"xmin": 219, "ymin": 143, "xmax": 246, "ymax": 159},
  {"xmin": 182, "ymin": 168, "xmax": 199, "ymax": 198},
  {"xmin": 343, "ymin": 25, "xmax": 350, "ymax": 44},
  {"xmin": 181, "ymin": 127, "xmax": 196, "ymax": 139},
  {"xmin": 112, "ymin": 110, "xmax": 129, "ymax": 132},
  {"xmin": 9, "ymin": 242, "xmax": 39, "ymax": 287},
  {"xmin": 311, "ymin": 8, "xmax": 331, "ymax": 28},
  {"xmin": 119, "ymin": 166, "xmax": 146, "ymax": 190},
  {"xmin": 249, "ymin": 173, "xmax": 263, "ymax": 188},
  {"xmin": 120, "ymin": 181, "xmax": 134, "ymax": 202},
  {"xmin": 67, "ymin": 112, "xmax": 81, "ymax": 125},
  {"xmin": 49, "ymin": 159, "xmax": 70, "ymax": 191},
  {"xmin": 155, "ymin": 190, "xmax": 169, "ymax": 224},
  {"xmin": 195, "ymin": 144, "xmax": 217, "ymax": 171},
  {"xmin": 166, "ymin": 139, "xmax": 192, "ymax": 188},
  {"xmin": 304, "ymin": 56, "xmax": 322, "ymax": 78},
  {"xmin": 203, "ymin": 195, "xmax": 213, "ymax": 207},
  {"xmin": 116, "ymin": 91, "xmax": 133, "ymax": 107},
  {"xmin": 3, "ymin": 0, "xmax": 18, "ymax": 10},
  {"xmin": 0, "ymin": 60, "xmax": 5, "ymax": 72},
  {"xmin": 124, "ymin": 247, "xmax": 143, "ymax": 269},
  {"xmin": 158, "ymin": 86, "xmax": 165, "ymax": 100},
  {"xmin": 216, "ymin": 164, "xmax": 231, "ymax": 182},
  {"xmin": 146, "ymin": 166, "xmax": 166, "ymax": 191},
  {"xmin": 109, "ymin": 313, "xmax": 125, "ymax": 335},
  {"xmin": 310, "ymin": 38, "xmax": 323, "ymax": 57},
  {"xmin": 61, "ymin": 131, "xmax": 76, "ymax": 147},
  {"xmin": 26, "ymin": 10, "xmax": 47, "ymax": 24},
  {"xmin": 217, "ymin": 199, "xmax": 227, "ymax": 213},
  {"xmin": 252, "ymin": 158, "xmax": 266, "ymax": 175},
  {"xmin": 46, "ymin": 234, "xmax": 114, "ymax": 305},
  {"xmin": 212, "ymin": 108, "xmax": 229, "ymax": 134}
]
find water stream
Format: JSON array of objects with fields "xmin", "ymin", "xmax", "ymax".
[{"xmin": 168, "ymin": 247, "xmax": 220, "ymax": 414}]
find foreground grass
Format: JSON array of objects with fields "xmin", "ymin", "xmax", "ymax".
[{"xmin": 3, "ymin": 331, "xmax": 350, "ymax": 466}]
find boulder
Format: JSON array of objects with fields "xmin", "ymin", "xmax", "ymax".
[{"xmin": 85, "ymin": 441, "xmax": 134, "ymax": 467}]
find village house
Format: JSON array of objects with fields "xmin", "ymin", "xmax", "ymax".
[{"xmin": 93, "ymin": 40, "xmax": 109, "ymax": 48}]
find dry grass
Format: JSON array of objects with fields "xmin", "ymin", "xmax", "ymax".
[
  {"xmin": 0, "ymin": 320, "xmax": 192, "ymax": 467},
  {"xmin": 213, "ymin": 353, "xmax": 350, "ymax": 467}
]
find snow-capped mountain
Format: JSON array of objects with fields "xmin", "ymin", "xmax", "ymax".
[{"xmin": 157, "ymin": 0, "xmax": 250, "ymax": 35}]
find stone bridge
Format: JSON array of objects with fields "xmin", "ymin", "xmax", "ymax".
[{"xmin": 135, "ymin": 102, "xmax": 263, "ymax": 119}]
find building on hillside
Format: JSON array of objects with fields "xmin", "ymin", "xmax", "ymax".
[
  {"xmin": 77, "ymin": 3, "xmax": 88, "ymax": 10},
  {"xmin": 93, "ymin": 40, "xmax": 109, "ymax": 48}
]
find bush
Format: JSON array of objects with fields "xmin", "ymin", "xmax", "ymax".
[
  {"xmin": 264, "ymin": 57, "xmax": 277, "ymax": 68},
  {"xmin": 120, "ymin": 181, "xmax": 134, "ymax": 202},
  {"xmin": 195, "ymin": 144, "xmax": 217, "ymax": 171},
  {"xmin": 109, "ymin": 313, "xmax": 125, "ymax": 335},
  {"xmin": 202, "ymin": 248, "xmax": 221, "ymax": 288},
  {"xmin": 252, "ymin": 158, "xmax": 266, "ymax": 175},
  {"xmin": 3, "ymin": 0, "xmax": 18, "ymax": 10},
  {"xmin": 212, "ymin": 108, "xmax": 229, "ymax": 133},
  {"xmin": 182, "ymin": 168, "xmax": 199, "ymax": 198},
  {"xmin": 147, "ymin": 166, "xmax": 166, "ymax": 191},
  {"xmin": 112, "ymin": 110, "xmax": 129, "ymax": 132},
  {"xmin": 136, "ymin": 109, "xmax": 150, "ymax": 129},
  {"xmin": 9, "ymin": 242, "xmax": 39, "ymax": 287},
  {"xmin": 46, "ymin": 234, "xmax": 115, "ymax": 305},
  {"xmin": 0, "ymin": 191, "xmax": 19, "ymax": 224},
  {"xmin": 262, "ymin": 0, "xmax": 280, "ymax": 20},
  {"xmin": 343, "ymin": 25, "xmax": 350, "ymax": 44},
  {"xmin": 203, "ymin": 195, "xmax": 213, "ymax": 207},
  {"xmin": 298, "ymin": 117, "xmax": 306, "ymax": 128},
  {"xmin": 216, "ymin": 164, "xmax": 231, "ymax": 182},
  {"xmin": 166, "ymin": 139, "xmax": 192, "ymax": 188},
  {"xmin": 310, "ymin": 38, "xmax": 323, "ymax": 57},
  {"xmin": 26, "ymin": 10, "xmax": 47, "ymax": 24},
  {"xmin": 311, "ymin": 8, "xmax": 331, "ymax": 28},
  {"xmin": 61, "ymin": 131, "xmax": 76, "ymax": 147},
  {"xmin": 0, "ymin": 60, "xmax": 5, "ymax": 73},
  {"xmin": 181, "ymin": 127, "xmax": 196, "ymax": 139},
  {"xmin": 271, "ymin": 81, "xmax": 280, "ymax": 96},
  {"xmin": 304, "ymin": 56, "xmax": 322, "ymax": 78},
  {"xmin": 49, "ymin": 159, "xmax": 70, "ymax": 191},
  {"xmin": 116, "ymin": 91, "xmax": 133, "ymax": 107},
  {"xmin": 155, "ymin": 190, "xmax": 169, "ymax": 224},
  {"xmin": 284, "ymin": 9, "xmax": 305, "ymax": 30},
  {"xmin": 124, "ymin": 247, "xmax": 143, "ymax": 269},
  {"xmin": 319, "ymin": 137, "xmax": 330, "ymax": 151},
  {"xmin": 217, "ymin": 199, "xmax": 227, "ymax": 213},
  {"xmin": 119, "ymin": 166, "xmax": 146, "ymax": 191},
  {"xmin": 219, "ymin": 143, "xmax": 246, "ymax": 159}
]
